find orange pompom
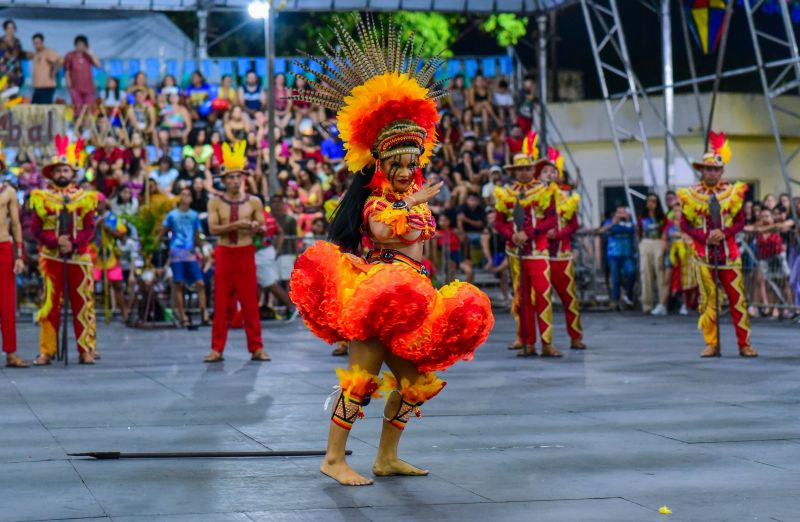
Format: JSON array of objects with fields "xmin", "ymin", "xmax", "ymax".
[{"xmin": 290, "ymin": 241, "xmax": 493, "ymax": 371}]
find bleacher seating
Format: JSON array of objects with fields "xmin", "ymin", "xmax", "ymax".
[{"xmin": 14, "ymin": 55, "xmax": 514, "ymax": 92}]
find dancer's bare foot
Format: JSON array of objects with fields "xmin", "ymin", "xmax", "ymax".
[
  {"xmin": 250, "ymin": 349, "xmax": 271, "ymax": 361},
  {"xmin": 203, "ymin": 350, "xmax": 224, "ymax": 363},
  {"xmin": 5, "ymin": 353, "xmax": 29, "ymax": 368},
  {"xmin": 33, "ymin": 354, "xmax": 51, "ymax": 366},
  {"xmin": 540, "ymin": 344, "xmax": 563, "ymax": 358},
  {"xmin": 321, "ymin": 458, "xmax": 373, "ymax": 486},
  {"xmin": 372, "ymin": 457, "xmax": 429, "ymax": 477}
]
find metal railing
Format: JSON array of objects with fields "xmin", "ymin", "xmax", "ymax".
[{"xmin": 16, "ymin": 229, "xmax": 799, "ymax": 322}]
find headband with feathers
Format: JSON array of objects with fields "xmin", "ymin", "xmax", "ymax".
[
  {"xmin": 212, "ymin": 141, "xmax": 248, "ymax": 176},
  {"xmin": 287, "ymin": 15, "xmax": 446, "ymax": 191}
]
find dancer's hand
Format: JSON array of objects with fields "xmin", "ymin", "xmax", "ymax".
[
  {"xmin": 58, "ymin": 235, "xmax": 73, "ymax": 254},
  {"xmin": 410, "ymin": 180, "xmax": 444, "ymax": 206},
  {"xmin": 512, "ymin": 231, "xmax": 528, "ymax": 247},
  {"xmin": 708, "ymin": 229, "xmax": 724, "ymax": 245},
  {"xmin": 13, "ymin": 258, "xmax": 24, "ymax": 275},
  {"xmin": 235, "ymin": 220, "xmax": 253, "ymax": 230}
]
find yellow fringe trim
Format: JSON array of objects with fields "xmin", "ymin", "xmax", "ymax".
[
  {"xmin": 373, "ymin": 206, "xmax": 412, "ymax": 237},
  {"xmin": 36, "ymin": 270, "xmax": 56, "ymax": 322},
  {"xmin": 678, "ymin": 182, "xmax": 747, "ymax": 228},
  {"xmin": 30, "ymin": 189, "xmax": 98, "ymax": 219},
  {"xmin": 557, "ymin": 191, "xmax": 580, "ymax": 221},
  {"xmin": 336, "ymin": 365, "xmax": 382, "ymax": 402},
  {"xmin": 494, "ymin": 183, "xmax": 557, "ymax": 218},
  {"xmin": 380, "ymin": 371, "xmax": 446, "ymax": 404}
]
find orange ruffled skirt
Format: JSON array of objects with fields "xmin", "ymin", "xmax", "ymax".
[{"xmin": 290, "ymin": 241, "xmax": 494, "ymax": 372}]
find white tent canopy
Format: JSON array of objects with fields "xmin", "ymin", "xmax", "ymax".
[
  {"xmin": 0, "ymin": 0, "xmax": 575, "ymax": 12},
  {"xmin": 0, "ymin": 7, "xmax": 194, "ymax": 59}
]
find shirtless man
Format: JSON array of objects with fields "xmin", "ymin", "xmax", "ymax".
[
  {"xmin": 204, "ymin": 168, "xmax": 270, "ymax": 362},
  {"xmin": 0, "ymin": 180, "xmax": 28, "ymax": 367}
]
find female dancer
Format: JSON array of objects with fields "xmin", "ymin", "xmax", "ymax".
[{"xmin": 289, "ymin": 16, "xmax": 494, "ymax": 486}]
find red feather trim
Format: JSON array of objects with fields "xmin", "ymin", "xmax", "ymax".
[
  {"xmin": 366, "ymin": 164, "xmax": 391, "ymax": 193},
  {"xmin": 414, "ymin": 167, "xmax": 424, "ymax": 187},
  {"xmin": 349, "ymin": 98, "xmax": 439, "ymax": 153},
  {"xmin": 211, "ymin": 143, "xmax": 224, "ymax": 165},
  {"xmin": 55, "ymin": 134, "xmax": 68, "ymax": 156},
  {"xmin": 709, "ymin": 131, "xmax": 725, "ymax": 152},
  {"xmin": 74, "ymin": 138, "xmax": 85, "ymax": 160}
]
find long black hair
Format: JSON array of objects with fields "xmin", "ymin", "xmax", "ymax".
[
  {"xmin": 644, "ymin": 193, "xmax": 666, "ymax": 223},
  {"xmin": 328, "ymin": 166, "xmax": 375, "ymax": 254}
]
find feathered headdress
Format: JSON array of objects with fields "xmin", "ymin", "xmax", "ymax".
[
  {"xmin": 693, "ymin": 130, "xmax": 731, "ymax": 170},
  {"xmin": 212, "ymin": 141, "xmax": 248, "ymax": 176},
  {"xmin": 534, "ymin": 146, "xmax": 564, "ymax": 179},
  {"xmin": 288, "ymin": 15, "xmax": 446, "ymax": 191},
  {"xmin": 522, "ymin": 131, "xmax": 540, "ymax": 161},
  {"xmin": 43, "ymin": 134, "xmax": 86, "ymax": 179}
]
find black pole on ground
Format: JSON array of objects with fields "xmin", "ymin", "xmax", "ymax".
[{"xmin": 69, "ymin": 450, "xmax": 351, "ymax": 460}]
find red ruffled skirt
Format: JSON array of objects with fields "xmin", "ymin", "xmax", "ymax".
[{"xmin": 289, "ymin": 241, "xmax": 494, "ymax": 372}]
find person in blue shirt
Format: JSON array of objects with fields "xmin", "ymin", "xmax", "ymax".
[
  {"xmin": 599, "ymin": 205, "xmax": 637, "ymax": 310},
  {"xmin": 158, "ymin": 186, "xmax": 208, "ymax": 327},
  {"xmin": 321, "ymin": 124, "xmax": 346, "ymax": 164}
]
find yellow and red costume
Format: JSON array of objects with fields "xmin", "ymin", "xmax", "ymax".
[
  {"xmin": 494, "ymin": 144, "xmax": 558, "ymax": 349},
  {"xmin": 288, "ymin": 17, "xmax": 492, "ymax": 431},
  {"xmin": 542, "ymin": 148, "xmax": 584, "ymax": 347},
  {"xmin": 31, "ymin": 136, "xmax": 98, "ymax": 357},
  {"xmin": 678, "ymin": 131, "xmax": 753, "ymax": 353}
]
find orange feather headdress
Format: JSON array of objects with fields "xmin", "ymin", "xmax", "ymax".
[{"xmin": 289, "ymin": 16, "xmax": 446, "ymax": 191}]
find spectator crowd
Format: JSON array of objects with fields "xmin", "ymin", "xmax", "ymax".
[
  {"xmin": 599, "ymin": 190, "xmax": 800, "ymax": 320},
  {"xmin": 2, "ymin": 17, "xmax": 799, "ymax": 328}
]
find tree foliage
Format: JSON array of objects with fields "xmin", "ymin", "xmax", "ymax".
[
  {"xmin": 480, "ymin": 14, "xmax": 528, "ymax": 47},
  {"xmin": 275, "ymin": 12, "xmax": 459, "ymax": 58},
  {"xmin": 169, "ymin": 10, "xmax": 528, "ymax": 61}
]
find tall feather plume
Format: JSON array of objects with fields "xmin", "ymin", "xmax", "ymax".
[
  {"xmin": 55, "ymin": 134, "xmax": 69, "ymax": 156},
  {"xmin": 286, "ymin": 13, "xmax": 447, "ymax": 112}
]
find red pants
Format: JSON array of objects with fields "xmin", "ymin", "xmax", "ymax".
[
  {"xmin": 211, "ymin": 245, "xmax": 263, "ymax": 353},
  {"xmin": 509, "ymin": 254, "xmax": 553, "ymax": 346},
  {"xmin": 38, "ymin": 256, "xmax": 96, "ymax": 356},
  {"xmin": 697, "ymin": 264, "xmax": 751, "ymax": 348},
  {"xmin": 550, "ymin": 258, "xmax": 583, "ymax": 342},
  {"xmin": 0, "ymin": 243, "xmax": 17, "ymax": 353}
]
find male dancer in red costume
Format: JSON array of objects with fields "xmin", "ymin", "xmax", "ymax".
[
  {"xmin": 31, "ymin": 136, "xmax": 99, "ymax": 365},
  {"xmin": 204, "ymin": 142, "xmax": 270, "ymax": 362},
  {"xmin": 494, "ymin": 140, "xmax": 561, "ymax": 358},
  {"xmin": 678, "ymin": 131, "xmax": 757, "ymax": 358},
  {"xmin": 0, "ymin": 168, "xmax": 28, "ymax": 367},
  {"xmin": 537, "ymin": 147, "xmax": 586, "ymax": 350}
]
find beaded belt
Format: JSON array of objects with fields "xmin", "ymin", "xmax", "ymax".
[{"xmin": 365, "ymin": 248, "xmax": 429, "ymax": 276}]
